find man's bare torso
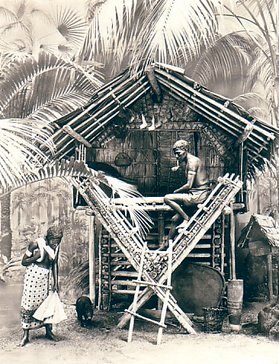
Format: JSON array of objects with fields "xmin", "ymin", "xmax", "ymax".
[{"xmin": 183, "ymin": 153, "xmax": 208, "ymax": 190}]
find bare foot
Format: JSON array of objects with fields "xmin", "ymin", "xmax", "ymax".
[
  {"xmin": 18, "ymin": 336, "xmax": 29, "ymax": 347},
  {"xmin": 176, "ymin": 219, "xmax": 189, "ymax": 231}
]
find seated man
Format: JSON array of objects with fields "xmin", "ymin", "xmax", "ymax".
[{"xmin": 164, "ymin": 139, "xmax": 210, "ymax": 244}]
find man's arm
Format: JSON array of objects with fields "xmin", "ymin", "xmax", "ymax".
[
  {"xmin": 174, "ymin": 157, "xmax": 199, "ymax": 193},
  {"xmin": 174, "ymin": 171, "xmax": 196, "ymax": 193}
]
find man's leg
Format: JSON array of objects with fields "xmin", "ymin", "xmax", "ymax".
[
  {"xmin": 176, "ymin": 190, "xmax": 209, "ymax": 230},
  {"xmin": 169, "ymin": 213, "xmax": 183, "ymax": 240},
  {"xmin": 164, "ymin": 194, "xmax": 190, "ymax": 220}
]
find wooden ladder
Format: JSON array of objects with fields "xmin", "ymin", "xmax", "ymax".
[
  {"xmin": 71, "ymin": 174, "xmax": 242, "ymax": 333},
  {"xmin": 118, "ymin": 174, "xmax": 243, "ymax": 328},
  {"xmin": 126, "ymin": 241, "xmax": 173, "ymax": 345}
]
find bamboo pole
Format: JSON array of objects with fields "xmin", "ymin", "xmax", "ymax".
[
  {"xmin": 54, "ymin": 75, "xmax": 147, "ymax": 142},
  {"xmin": 156, "ymin": 75, "xmax": 272, "ymax": 162},
  {"xmin": 230, "ymin": 201, "xmax": 236, "ymax": 280},
  {"xmin": 154, "ymin": 68, "xmax": 275, "ymax": 140},
  {"xmin": 267, "ymin": 253, "xmax": 273, "ymax": 302},
  {"xmin": 161, "ymin": 84, "xmax": 266, "ymax": 169},
  {"xmin": 156, "ymin": 73, "xmax": 270, "ymax": 151},
  {"xmin": 54, "ymin": 82, "xmax": 151, "ymax": 159},
  {"xmin": 88, "ymin": 215, "xmax": 95, "ymax": 305},
  {"xmin": 157, "ymin": 240, "xmax": 173, "ymax": 345}
]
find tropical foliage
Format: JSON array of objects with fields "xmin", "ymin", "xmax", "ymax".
[
  {"xmin": 1, "ymin": 0, "xmax": 278, "ymax": 290},
  {"xmin": 0, "ymin": 0, "xmax": 102, "ymax": 188},
  {"xmin": 195, "ymin": 0, "xmax": 279, "ymax": 127},
  {"xmin": 2, "ymin": 0, "xmax": 277, "ymax": 169},
  {"xmin": 81, "ymin": 0, "xmax": 224, "ymax": 76}
]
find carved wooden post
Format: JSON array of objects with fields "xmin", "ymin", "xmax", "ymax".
[{"xmin": 88, "ymin": 215, "xmax": 96, "ymax": 305}]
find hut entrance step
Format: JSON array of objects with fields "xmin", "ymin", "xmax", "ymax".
[{"xmin": 126, "ymin": 242, "xmax": 173, "ymax": 345}]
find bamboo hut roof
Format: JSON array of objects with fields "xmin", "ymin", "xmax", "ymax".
[
  {"xmin": 237, "ymin": 214, "xmax": 279, "ymax": 248},
  {"xmin": 43, "ymin": 63, "xmax": 279, "ymax": 177}
]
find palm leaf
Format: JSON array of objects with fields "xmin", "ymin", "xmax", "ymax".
[
  {"xmin": 50, "ymin": 5, "xmax": 87, "ymax": 48},
  {"xmin": 0, "ymin": 256, "xmax": 23, "ymax": 282},
  {"xmin": 0, "ymin": 38, "xmax": 32, "ymax": 58},
  {"xmin": 80, "ymin": 0, "xmax": 137, "ymax": 64},
  {"xmin": 129, "ymin": 0, "xmax": 221, "ymax": 71},
  {"xmin": 0, "ymin": 118, "xmax": 54, "ymax": 190},
  {"xmin": 81, "ymin": 0, "xmax": 224, "ymax": 75},
  {"xmin": 0, "ymin": 51, "xmax": 103, "ymax": 121},
  {"xmin": 232, "ymin": 92, "xmax": 270, "ymax": 119},
  {"xmin": 191, "ymin": 31, "xmax": 252, "ymax": 86},
  {"xmin": 246, "ymin": 45, "xmax": 274, "ymax": 91},
  {"xmin": 0, "ymin": 0, "xmax": 30, "ymax": 36},
  {"xmin": 99, "ymin": 174, "xmax": 153, "ymax": 238},
  {"xmin": 64, "ymin": 259, "xmax": 89, "ymax": 292}
]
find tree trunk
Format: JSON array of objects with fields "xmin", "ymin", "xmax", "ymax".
[{"xmin": 0, "ymin": 193, "xmax": 12, "ymax": 260}]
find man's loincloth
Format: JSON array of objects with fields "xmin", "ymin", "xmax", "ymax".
[{"xmin": 181, "ymin": 189, "xmax": 209, "ymax": 206}]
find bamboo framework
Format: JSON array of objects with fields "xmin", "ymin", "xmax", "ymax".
[{"xmin": 41, "ymin": 63, "xmax": 278, "ymax": 178}]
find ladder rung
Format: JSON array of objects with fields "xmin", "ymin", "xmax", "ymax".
[
  {"xmin": 125, "ymin": 310, "xmax": 167, "ymax": 328},
  {"xmin": 193, "ymin": 244, "xmax": 211, "ymax": 249},
  {"xmin": 112, "ymin": 289, "xmax": 140, "ymax": 294},
  {"xmin": 111, "ymin": 280, "xmax": 144, "ymax": 287},
  {"xmin": 188, "ymin": 253, "xmax": 211, "ymax": 258},
  {"xmin": 132, "ymin": 279, "xmax": 172, "ymax": 290},
  {"xmin": 111, "ymin": 261, "xmax": 132, "ymax": 266},
  {"xmin": 111, "ymin": 271, "xmax": 138, "ymax": 277},
  {"xmin": 103, "ymin": 253, "xmax": 125, "ymax": 257}
]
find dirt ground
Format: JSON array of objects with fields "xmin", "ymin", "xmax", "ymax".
[{"xmin": 1, "ymin": 296, "xmax": 279, "ymax": 364}]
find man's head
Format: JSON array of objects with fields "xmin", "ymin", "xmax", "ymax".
[
  {"xmin": 173, "ymin": 139, "xmax": 188, "ymax": 162},
  {"xmin": 46, "ymin": 225, "xmax": 63, "ymax": 250}
]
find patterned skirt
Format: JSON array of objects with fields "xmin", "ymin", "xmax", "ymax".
[{"xmin": 21, "ymin": 263, "xmax": 50, "ymax": 330}]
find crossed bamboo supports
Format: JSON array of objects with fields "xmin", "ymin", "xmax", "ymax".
[{"xmin": 72, "ymin": 173, "xmax": 242, "ymax": 333}]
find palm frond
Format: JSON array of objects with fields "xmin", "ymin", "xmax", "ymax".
[
  {"xmin": 64, "ymin": 259, "xmax": 89, "ymax": 292},
  {"xmin": 0, "ymin": 37, "xmax": 31, "ymax": 55},
  {"xmin": 100, "ymin": 174, "xmax": 153, "ymax": 238},
  {"xmin": 0, "ymin": 51, "xmax": 103, "ymax": 121},
  {"xmin": 81, "ymin": 0, "xmax": 223, "ymax": 75},
  {"xmin": 130, "ymin": 0, "xmax": 220, "ymax": 70},
  {"xmin": 191, "ymin": 31, "xmax": 252, "ymax": 86},
  {"xmin": 246, "ymin": 44, "xmax": 274, "ymax": 92},
  {"xmin": 0, "ymin": 0, "xmax": 31, "ymax": 38},
  {"xmin": 0, "ymin": 118, "xmax": 54, "ymax": 190},
  {"xmin": 232, "ymin": 92, "xmax": 269, "ymax": 115},
  {"xmin": 232, "ymin": 92, "xmax": 271, "ymax": 120},
  {"xmin": 232, "ymin": 92, "xmax": 269, "ymax": 109},
  {"xmin": 51, "ymin": 5, "xmax": 87, "ymax": 48},
  {"xmin": 80, "ymin": 0, "xmax": 137, "ymax": 63},
  {"xmin": 0, "ymin": 256, "xmax": 23, "ymax": 281}
]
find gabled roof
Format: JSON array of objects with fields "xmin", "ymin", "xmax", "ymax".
[
  {"xmin": 42, "ymin": 63, "xmax": 279, "ymax": 177},
  {"xmin": 238, "ymin": 214, "xmax": 279, "ymax": 248}
]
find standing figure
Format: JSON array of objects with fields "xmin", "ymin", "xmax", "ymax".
[
  {"xmin": 164, "ymin": 139, "xmax": 209, "ymax": 244},
  {"xmin": 19, "ymin": 225, "xmax": 63, "ymax": 347}
]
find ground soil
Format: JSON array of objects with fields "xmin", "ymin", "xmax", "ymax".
[{"xmin": 1, "ymin": 292, "xmax": 279, "ymax": 364}]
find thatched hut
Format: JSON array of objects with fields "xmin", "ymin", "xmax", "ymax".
[
  {"xmin": 40, "ymin": 63, "xmax": 278, "ymax": 309},
  {"xmin": 237, "ymin": 214, "xmax": 279, "ymax": 302}
]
